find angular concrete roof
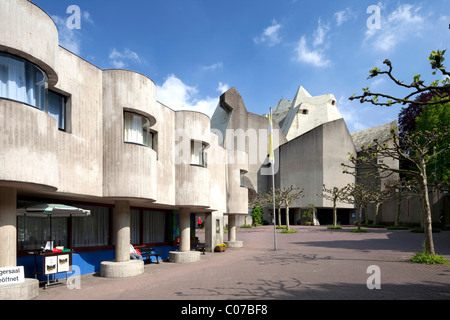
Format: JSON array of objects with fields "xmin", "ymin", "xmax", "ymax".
[
  {"xmin": 350, "ymin": 120, "xmax": 398, "ymax": 152},
  {"xmin": 271, "ymin": 85, "xmax": 343, "ymax": 141}
]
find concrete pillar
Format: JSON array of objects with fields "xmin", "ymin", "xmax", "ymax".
[
  {"xmin": 0, "ymin": 187, "xmax": 39, "ymax": 299},
  {"xmin": 179, "ymin": 207, "xmax": 191, "ymax": 252},
  {"xmin": 0, "ymin": 187, "xmax": 17, "ymax": 267},
  {"xmin": 168, "ymin": 207, "xmax": 200, "ymax": 263},
  {"xmin": 228, "ymin": 214, "xmax": 237, "ymax": 242},
  {"xmin": 115, "ymin": 200, "xmax": 130, "ymax": 262},
  {"xmin": 225, "ymin": 214, "xmax": 243, "ymax": 248}
]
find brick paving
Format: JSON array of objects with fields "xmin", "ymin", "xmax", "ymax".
[{"xmin": 34, "ymin": 226, "xmax": 450, "ymax": 301}]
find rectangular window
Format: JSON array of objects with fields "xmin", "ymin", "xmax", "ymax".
[
  {"xmin": 130, "ymin": 209, "xmax": 141, "ymax": 244},
  {"xmin": 72, "ymin": 206, "xmax": 110, "ymax": 247},
  {"xmin": 143, "ymin": 210, "xmax": 166, "ymax": 244},
  {"xmin": 48, "ymin": 90, "xmax": 66, "ymax": 130},
  {"xmin": 240, "ymin": 170, "xmax": 246, "ymax": 187},
  {"xmin": 191, "ymin": 140, "xmax": 207, "ymax": 167},
  {"xmin": 124, "ymin": 111, "xmax": 153, "ymax": 148},
  {"xmin": 17, "ymin": 216, "xmax": 68, "ymax": 250}
]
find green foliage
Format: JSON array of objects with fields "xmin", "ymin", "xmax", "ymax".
[
  {"xmin": 351, "ymin": 228, "xmax": 367, "ymax": 233},
  {"xmin": 281, "ymin": 229, "xmax": 298, "ymax": 234},
  {"xmin": 276, "ymin": 226, "xmax": 286, "ymax": 229},
  {"xmin": 302, "ymin": 204, "xmax": 316, "ymax": 224},
  {"xmin": 410, "ymin": 242, "xmax": 449, "ymax": 264},
  {"xmin": 410, "ymin": 226, "xmax": 440, "ymax": 233},
  {"xmin": 240, "ymin": 224, "xmax": 253, "ymax": 228},
  {"xmin": 410, "ymin": 252, "xmax": 449, "ymax": 264},
  {"xmin": 251, "ymin": 206, "xmax": 263, "ymax": 226},
  {"xmin": 387, "ymin": 226, "xmax": 409, "ymax": 230},
  {"xmin": 414, "ymin": 96, "xmax": 450, "ymax": 184},
  {"xmin": 327, "ymin": 225, "xmax": 342, "ymax": 230}
]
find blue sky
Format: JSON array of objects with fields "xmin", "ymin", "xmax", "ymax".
[{"xmin": 31, "ymin": 0, "xmax": 450, "ymax": 132}]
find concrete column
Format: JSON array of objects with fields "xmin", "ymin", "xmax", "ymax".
[
  {"xmin": 115, "ymin": 200, "xmax": 130, "ymax": 262},
  {"xmin": 0, "ymin": 187, "xmax": 17, "ymax": 267},
  {"xmin": 179, "ymin": 207, "xmax": 191, "ymax": 252},
  {"xmin": 228, "ymin": 214, "xmax": 237, "ymax": 242}
]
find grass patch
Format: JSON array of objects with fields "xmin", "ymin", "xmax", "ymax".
[
  {"xmin": 351, "ymin": 228, "xmax": 368, "ymax": 233},
  {"xmin": 281, "ymin": 229, "xmax": 298, "ymax": 234},
  {"xmin": 240, "ymin": 224, "xmax": 253, "ymax": 228},
  {"xmin": 410, "ymin": 227, "xmax": 441, "ymax": 233},
  {"xmin": 327, "ymin": 225, "xmax": 342, "ymax": 230},
  {"xmin": 276, "ymin": 226, "xmax": 286, "ymax": 229},
  {"xmin": 362, "ymin": 224, "xmax": 385, "ymax": 228},
  {"xmin": 410, "ymin": 252, "xmax": 449, "ymax": 264},
  {"xmin": 387, "ymin": 226, "xmax": 410, "ymax": 230}
]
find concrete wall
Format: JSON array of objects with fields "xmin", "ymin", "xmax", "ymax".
[
  {"xmin": 0, "ymin": 0, "xmax": 59, "ymax": 85},
  {"xmin": 279, "ymin": 119, "xmax": 355, "ymax": 209},
  {"xmin": 102, "ymin": 69, "xmax": 157, "ymax": 201}
]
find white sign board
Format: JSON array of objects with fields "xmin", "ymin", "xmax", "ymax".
[{"xmin": 0, "ymin": 266, "xmax": 25, "ymax": 286}]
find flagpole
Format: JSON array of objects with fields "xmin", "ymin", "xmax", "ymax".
[{"xmin": 269, "ymin": 108, "xmax": 277, "ymax": 251}]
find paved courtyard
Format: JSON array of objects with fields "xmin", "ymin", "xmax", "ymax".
[{"xmin": 34, "ymin": 225, "xmax": 450, "ymax": 301}]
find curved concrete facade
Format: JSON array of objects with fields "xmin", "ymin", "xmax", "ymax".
[
  {"xmin": 175, "ymin": 111, "xmax": 211, "ymax": 208},
  {"xmin": 0, "ymin": 0, "xmax": 59, "ymax": 85},
  {"xmin": 102, "ymin": 70, "xmax": 157, "ymax": 201},
  {"xmin": 0, "ymin": 100, "xmax": 59, "ymax": 191}
]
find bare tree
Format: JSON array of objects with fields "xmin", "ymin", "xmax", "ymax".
[
  {"xmin": 343, "ymin": 128, "xmax": 449, "ymax": 254},
  {"xmin": 344, "ymin": 182, "xmax": 376, "ymax": 230},
  {"xmin": 279, "ymin": 186, "xmax": 304, "ymax": 230},
  {"xmin": 318, "ymin": 185, "xmax": 352, "ymax": 227}
]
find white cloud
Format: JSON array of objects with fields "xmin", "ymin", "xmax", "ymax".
[
  {"xmin": 253, "ymin": 20, "xmax": 282, "ymax": 46},
  {"xmin": 157, "ymin": 74, "xmax": 224, "ymax": 117},
  {"xmin": 295, "ymin": 36, "xmax": 331, "ymax": 68},
  {"xmin": 217, "ymin": 82, "xmax": 230, "ymax": 94},
  {"xmin": 334, "ymin": 8, "xmax": 353, "ymax": 26},
  {"xmin": 364, "ymin": 4, "xmax": 428, "ymax": 52},
  {"xmin": 109, "ymin": 48, "xmax": 143, "ymax": 68},
  {"xmin": 313, "ymin": 18, "xmax": 330, "ymax": 47},
  {"xmin": 337, "ymin": 96, "xmax": 367, "ymax": 132},
  {"xmin": 203, "ymin": 62, "xmax": 224, "ymax": 71},
  {"xmin": 51, "ymin": 15, "xmax": 81, "ymax": 55}
]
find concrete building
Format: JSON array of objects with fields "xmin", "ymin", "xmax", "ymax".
[
  {"xmin": 0, "ymin": 0, "xmax": 248, "ymax": 299},
  {"xmin": 211, "ymin": 86, "xmax": 356, "ymax": 226}
]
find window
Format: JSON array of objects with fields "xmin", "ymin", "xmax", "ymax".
[
  {"xmin": 0, "ymin": 52, "xmax": 47, "ymax": 110},
  {"xmin": 191, "ymin": 140, "xmax": 207, "ymax": 167},
  {"xmin": 143, "ymin": 210, "xmax": 166, "ymax": 244},
  {"xmin": 124, "ymin": 111, "xmax": 153, "ymax": 148},
  {"xmin": 300, "ymin": 109, "xmax": 309, "ymax": 115},
  {"xmin": 72, "ymin": 206, "xmax": 111, "ymax": 247},
  {"xmin": 240, "ymin": 170, "xmax": 246, "ymax": 187},
  {"xmin": 48, "ymin": 90, "xmax": 66, "ymax": 130}
]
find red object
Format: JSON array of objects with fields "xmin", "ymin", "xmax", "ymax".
[{"xmin": 52, "ymin": 249, "xmax": 62, "ymax": 253}]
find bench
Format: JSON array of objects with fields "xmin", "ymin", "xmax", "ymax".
[
  {"xmin": 136, "ymin": 246, "xmax": 162, "ymax": 264},
  {"xmin": 175, "ymin": 236, "xmax": 206, "ymax": 255}
]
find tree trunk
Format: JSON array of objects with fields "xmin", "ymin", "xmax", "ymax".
[
  {"xmin": 357, "ymin": 204, "xmax": 362, "ymax": 230},
  {"xmin": 373, "ymin": 203, "xmax": 380, "ymax": 225},
  {"xmin": 277, "ymin": 207, "xmax": 282, "ymax": 227},
  {"xmin": 419, "ymin": 161, "xmax": 435, "ymax": 255},
  {"xmin": 395, "ymin": 192, "xmax": 401, "ymax": 226},
  {"xmin": 333, "ymin": 201, "xmax": 337, "ymax": 227},
  {"xmin": 286, "ymin": 206, "xmax": 290, "ymax": 230}
]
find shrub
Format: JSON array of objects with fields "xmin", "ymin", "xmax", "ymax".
[
  {"xmin": 410, "ymin": 252, "xmax": 449, "ymax": 264},
  {"xmin": 327, "ymin": 225, "xmax": 342, "ymax": 230},
  {"xmin": 281, "ymin": 229, "xmax": 298, "ymax": 234},
  {"xmin": 251, "ymin": 206, "xmax": 263, "ymax": 226},
  {"xmin": 351, "ymin": 228, "xmax": 367, "ymax": 233},
  {"xmin": 240, "ymin": 224, "xmax": 253, "ymax": 228},
  {"xmin": 387, "ymin": 226, "xmax": 409, "ymax": 230}
]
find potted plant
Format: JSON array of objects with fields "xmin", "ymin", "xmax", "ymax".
[{"xmin": 214, "ymin": 243, "xmax": 227, "ymax": 252}]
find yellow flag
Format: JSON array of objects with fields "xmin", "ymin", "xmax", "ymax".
[{"xmin": 268, "ymin": 110, "xmax": 274, "ymax": 163}]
